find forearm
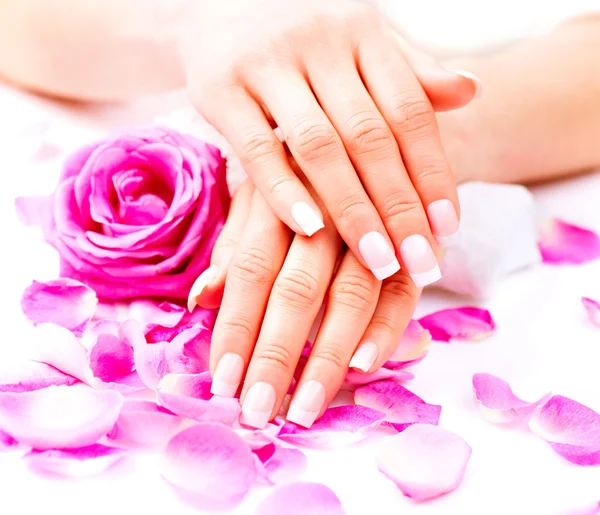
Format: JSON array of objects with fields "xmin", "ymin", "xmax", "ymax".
[{"xmin": 441, "ymin": 15, "xmax": 600, "ymax": 184}]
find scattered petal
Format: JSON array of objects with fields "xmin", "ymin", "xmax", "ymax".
[
  {"xmin": 0, "ymin": 360, "xmax": 78, "ymax": 392},
  {"xmin": 126, "ymin": 319, "xmax": 169, "ymax": 390},
  {"xmin": 376, "ymin": 424, "xmax": 472, "ymax": 501},
  {"xmin": 560, "ymin": 502, "xmax": 600, "ymax": 515},
  {"xmin": 253, "ymin": 442, "xmax": 307, "ymax": 485},
  {"xmin": 164, "ymin": 325, "xmax": 211, "ymax": 375},
  {"xmin": 162, "ymin": 423, "xmax": 257, "ymax": 509},
  {"xmin": 0, "ymin": 384, "xmax": 123, "ymax": 449},
  {"xmin": 529, "ymin": 395, "xmax": 600, "ymax": 466},
  {"xmin": 418, "ymin": 307, "xmax": 495, "ymax": 342},
  {"xmin": 472, "ymin": 373, "xmax": 551, "ymax": 424},
  {"xmin": 539, "ymin": 219, "xmax": 600, "ymax": 265},
  {"xmin": 582, "ymin": 297, "xmax": 600, "ymax": 328},
  {"xmin": 354, "ymin": 381, "xmax": 441, "ymax": 431},
  {"xmin": 342, "ymin": 368, "xmax": 414, "ymax": 390},
  {"xmin": 21, "ymin": 279, "xmax": 98, "ymax": 336},
  {"xmin": 255, "ymin": 482, "xmax": 345, "ymax": 515},
  {"xmin": 386, "ymin": 320, "xmax": 431, "ymax": 366},
  {"xmin": 128, "ymin": 300, "xmax": 186, "ymax": 334},
  {"xmin": 0, "ymin": 430, "xmax": 17, "ymax": 451},
  {"xmin": 277, "ymin": 405, "xmax": 385, "ymax": 449},
  {"xmin": 24, "ymin": 444, "xmax": 127, "ymax": 478}
]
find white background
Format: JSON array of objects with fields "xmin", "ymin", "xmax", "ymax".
[{"xmin": 1, "ymin": 1, "xmax": 600, "ymax": 514}]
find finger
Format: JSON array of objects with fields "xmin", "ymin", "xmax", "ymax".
[
  {"xmin": 359, "ymin": 32, "xmax": 462, "ymax": 249},
  {"xmin": 209, "ymin": 190, "xmax": 292, "ymax": 398},
  {"xmin": 239, "ymin": 220, "xmax": 342, "ymax": 429},
  {"xmin": 248, "ymin": 68, "xmax": 401, "ymax": 281},
  {"xmin": 349, "ymin": 268, "xmax": 420, "ymax": 373},
  {"xmin": 287, "ymin": 250, "xmax": 381, "ymax": 428},
  {"xmin": 197, "ymin": 85, "xmax": 325, "ymax": 237},
  {"xmin": 187, "ymin": 180, "xmax": 254, "ymax": 311}
]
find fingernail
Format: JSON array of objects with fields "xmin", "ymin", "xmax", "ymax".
[
  {"xmin": 448, "ymin": 69, "xmax": 484, "ymax": 99},
  {"xmin": 359, "ymin": 232, "xmax": 401, "ymax": 280},
  {"xmin": 427, "ymin": 199, "xmax": 460, "ymax": 247},
  {"xmin": 291, "ymin": 201, "xmax": 325, "ymax": 237},
  {"xmin": 400, "ymin": 235, "xmax": 441, "ymax": 287},
  {"xmin": 210, "ymin": 353, "xmax": 244, "ymax": 398},
  {"xmin": 240, "ymin": 382, "xmax": 276, "ymax": 429},
  {"xmin": 187, "ymin": 265, "xmax": 219, "ymax": 312},
  {"xmin": 286, "ymin": 380, "xmax": 326, "ymax": 428},
  {"xmin": 349, "ymin": 341, "xmax": 378, "ymax": 372}
]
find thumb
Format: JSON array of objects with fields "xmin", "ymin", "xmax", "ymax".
[{"xmin": 187, "ymin": 180, "xmax": 254, "ymax": 312}]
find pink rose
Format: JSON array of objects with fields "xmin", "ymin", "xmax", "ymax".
[{"xmin": 22, "ymin": 127, "xmax": 229, "ymax": 300}]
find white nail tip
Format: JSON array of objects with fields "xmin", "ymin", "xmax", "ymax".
[
  {"xmin": 349, "ymin": 341, "xmax": 378, "ymax": 372},
  {"xmin": 187, "ymin": 265, "xmax": 219, "ymax": 312},
  {"xmin": 286, "ymin": 405, "xmax": 319, "ymax": 428},
  {"xmin": 435, "ymin": 230, "xmax": 461, "ymax": 248},
  {"xmin": 448, "ymin": 69, "xmax": 484, "ymax": 99},
  {"xmin": 370, "ymin": 258, "xmax": 401, "ymax": 281},
  {"xmin": 210, "ymin": 379, "xmax": 239, "ymax": 398},
  {"xmin": 410, "ymin": 265, "xmax": 442, "ymax": 288},
  {"xmin": 291, "ymin": 202, "xmax": 325, "ymax": 237},
  {"xmin": 240, "ymin": 409, "xmax": 270, "ymax": 430}
]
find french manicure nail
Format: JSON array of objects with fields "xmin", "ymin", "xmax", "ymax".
[
  {"xmin": 359, "ymin": 231, "xmax": 401, "ymax": 280},
  {"xmin": 400, "ymin": 235, "xmax": 442, "ymax": 287},
  {"xmin": 187, "ymin": 265, "xmax": 219, "ymax": 312},
  {"xmin": 291, "ymin": 201, "xmax": 325, "ymax": 237},
  {"xmin": 240, "ymin": 382, "xmax": 276, "ymax": 429},
  {"xmin": 210, "ymin": 353, "xmax": 244, "ymax": 398},
  {"xmin": 427, "ymin": 199, "xmax": 460, "ymax": 247},
  {"xmin": 448, "ymin": 69, "xmax": 484, "ymax": 99},
  {"xmin": 349, "ymin": 341, "xmax": 378, "ymax": 372},
  {"xmin": 286, "ymin": 380, "xmax": 326, "ymax": 428}
]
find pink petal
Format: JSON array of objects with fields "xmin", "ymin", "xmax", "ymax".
[
  {"xmin": 277, "ymin": 405, "xmax": 385, "ymax": 449},
  {"xmin": 342, "ymin": 368, "xmax": 414, "ymax": 390},
  {"xmin": 21, "ymin": 279, "xmax": 98, "ymax": 336},
  {"xmin": 582, "ymin": 297, "xmax": 600, "ymax": 328},
  {"xmin": 256, "ymin": 482, "xmax": 345, "ymax": 515},
  {"xmin": 376, "ymin": 424, "xmax": 472, "ymax": 501},
  {"xmin": 0, "ymin": 384, "xmax": 123, "ymax": 449},
  {"xmin": 253, "ymin": 442, "xmax": 307, "ymax": 485},
  {"xmin": 354, "ymin": 381, "xmax": 441, "ymax": 431},
  {"xmin": 161, "ymin": 423, "xmax": 257, "ymax": 509},
  {"xmin": 125, "ymin": 319, "xmax": 169, "ymax": 390},
  {"xmin": 386, "ymin": 319, "xmax": 431, "ymax": 367},
  {"xmin": 539, "ymin": 219, "xmax": 600, "ymax": 265},
  {"xmin": 108, "ymin": 399, "xmax": 181, "ymax": 447},
  {"xmin": 164, "ymin": 325, "xmax": 211, "ymax": 375},
  {"xmin": 529, "ymin": 395, "xmax": 600, "ymax": 465},
  {"xmin": 0, "ymin": 430, "xmax": 17, "ymax": 451},
  {"xmin": 418, "ymin": 307, "xmax": 495, "ymax": 342},
  {"xmin": 561, "ymin": 502, "xmax": 600, "ymax": 515},
  {"xmin": 472, "ymin": 373, "xmax": 551, "ymax": 424},
  {"xmin": 0, "ymin": 361, "xmax": 78, "ymax": 392},
  {"xmin": 157, "ymin": 373, "xmax": 241, "ymax": 425},
  {"xmin": 24, "ymin": 444, "xmax": 127, "ymax": 478},
  {"xmin": 128, "ymin": 300, "xmax": 186, "ymax": 333}
]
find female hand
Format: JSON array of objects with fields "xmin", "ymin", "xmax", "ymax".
[
  {"xmin": 172, "ymin": 0, "xmax": 479, "ymax": 286},
  {"xmin": 188, "ymin": 177, "xmax": 423, "ymax": 429}
]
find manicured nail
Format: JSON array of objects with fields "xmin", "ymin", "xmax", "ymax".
[
  {"xmin": 240, "ymin": 382, "xmax": 276, "ymax": 429},
  {"xmin": 358, "ymin": 232, "xmax": 401, "ymax": 280},
  {"xmin": 449, "ymin": 69, "xmax": 484, "ymax": 99},
  {"xmin": 286, "ymin": 380, "xmax": 326, "ymax": 428},
  {"xmin": 349, "ymin": 342, "xmax": 378, "ymax": 372},
  {"xmin": 210, "ymin": 353, "xmax": 244, "ymax": 398},
  {"xmin": 400, "ymin": 235, "xmax": 441, "ymax": 287},
  {"xmin": 427, "ymin": 199, "xmax": 460, "ymax": 247},
  {"xmin": 187, "ymin": 265, "xmax": 219, "ymax": 312},
  {"xmin": 291, "ymin": 201, "xmax": 325, "ymax": 237}
]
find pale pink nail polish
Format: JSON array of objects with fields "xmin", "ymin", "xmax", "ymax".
[
  {"xmin": 400, "ymin": 235, "xmax": 441, "ymax": 287},
  {"xmin": 358, "ymin": 232, "xmax": 401, "ymax": 280},
  {"xmin": 210, "ymin": 353, "xmax": 244, "ymax": 398},
  {"xmin": 427, "ymin": 199, "xmax": 460, "ymax": 247},
  {"xmin": 349, "ymin": 342, "xmax": 378, "ymax": 372},
  {"xmin": 240, "ymin": 382, "xmax": 276, "ymax": 429},
  {"xmin": 448, "ymin": 69, "xmax": 484, "ymax": 99},
  {"xmin": 286, "ymin": 380, "xmax": 326, "ymax": 428}
]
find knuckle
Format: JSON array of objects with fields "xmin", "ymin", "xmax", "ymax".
[
  {"xmin": 289, "ymin": 120, "xmax": 339, "ymax": 161},
  {"xmin": 379, "ymin": 192, "xmax": 423, "ymax": 223},
  {"xmin": 256, "ymin": 343, "xmax": 294, "ymax": 372},
  {"xmin": 383, "ymin": 273, "xmax": 418, "ymax": 300},
  {"xmin": 265, "ymin": 172, "xmax": 296, "ymax": 198},
  {"xmin": 335, "ymin": 193, "xmax": 370, "ymax": 224},
  {"xmin": 240, "ymin": 130, "xmax": 280, "ymax": 164},
  {"xmin": 416, "ymin": 163, "xmax": 450, "ymax": 187},
  {"xmin": 389, "ymin": 96, "xmax": 435, "ymax": 136},
  {"xmin": 231, "ymin": 247, "xmax": 276, "ymax": 284},
  {"xmin": 215, "ymin": 228, "xmax": 241, "ymax": 253},
  {"xmin": 329, "ymin": 273, "xmax": 377, "ymax": 311},
  {"xmin": 310, "ymin": 344, "xmax": 346, "ymax": 372},
  {"xmin": 219, "ymin": 315, "xmax": 255, "ymax": 340},
  {"xmin": 273, "ymin": 266, "xmax": 322, "ymax": 307},
  {"xmin": 346, "ymin": 112, "xmax": 395, "ymax": 156}
]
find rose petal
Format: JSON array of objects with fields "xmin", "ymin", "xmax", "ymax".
[
  {"xmin": 342, "ymin": 368, "xmax": 414, "ymax": 391},
  {"xmin": 529, "ymin": 395, "xmax": 600, "ymax": 466},
  {"xmin": 0, "ymin": 361, "xmax": 78, "ymax": 392},
  {"xmin": 21, "ymin": 279, "xmax": 98, "ymax": 336},
  {"xmin": 128, "ymin": 300, "xmax": 186, "ymax": 334},
  {"xmin": 418, "ymin": 307, "xmax": 495, "ymax": 342},
  {"xmin": 157, "ymin": 373, "xmax": 241, "ymax": 425},
  {"xmin": 255, "ymin": 482, "xmax": 345, "ymax": 515},
  {"xmin": 472, "ymin": 373, "xmax": 551, "ymax": 424},
  {"xmin": 0, "ymin": 429, "xmax": 17, "ymax": 451},
  {"xmin": 354, "ymin": 381, "xmax": 441, "ymax": 431},
  {"xmin": 124, "ymin": 319, "xmax": 169, "ymax": 390},
  {"xmin": 24, "ymin": 444, "xmax": 127, "ymax": 478},
  {"xmin": 560, "ymin": 502, "xmax": 600, "ymax": 515},
  {"xmin": 277, "ymin": 405, "xmax": 385, "ymax": 449},
  {"xmin": 253, "ymin": 442, "xmax": 307, "ymax": 485},
  {"xmin": 385, "ymin": 319, "xmax": 431, "ymax": 367},
  {"xmin": 15, "ymin": 195, "xmax": 54, "ymax": 235},
  {"xmin": 0, "ymin": 384, "xmax": 123, "ymax": 449},
  {"xmin": 164, "ymin": 325, "xmax": 211, "ymax": 375},
  {"xmin": 539, "ymin": 219, "xmax": 600, "ymax": 264},
  {"xmin": 161, "ymin": 423, "xmax": 257, "ymax": 509},
  {"xmin": 582, "ymin": 297, "xmax": 600, "ymax": 328},
  {"xmin": 376, "ymin": 424, "xmax": 472, "ymax": 501}
]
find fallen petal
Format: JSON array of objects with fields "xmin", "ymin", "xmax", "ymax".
[
  {"xmin": 277, "ymin": 405, "xmax": 385, "ymax": 449},
  {"xmin": 529, "ymin": 395, "xmax": 600, "ymax": 466},
  {"xmin": 0, "ymin": 360, "xmax": 78, "ymax": 392},
  {"xmin": 165, "ymin": 325, "xmax": 211, "ymax": 375},
  {"xmin": 386, "ymin": 320, "xmax": 431, "ymax": 365},
  {"xmin": 255, "ymin": 482, "xmax": 345, "ymax": 515},
  {"xmin": 376, "ymin": 424, "xmax": 472, "ymax": 501},
  {"xmin": 472, "ymin": 373, "xmax": 551, "ymax": 424},
  {"xmin": 125, "ymin": 319, "xmax": 169, "ymax": 390},
  {"xmin": 354, "ymin": 381, "xmax": 441, "ymax": 431},
  {"xmin": 0, "ymin": 384, "xmax": 123, "ymax": 449},
  {"xmin": 128, "ymin": 300, "xmax": 186, "ymax": 334},
  {"xmin": 539, "ymin": 219, "xmax": 600, "ymax": 265},
  {"xmin": 582, "ymin": 297, "xmax": 600, "ymax": 328},
  {"xmin": 253, "ymin": 442, "xmax": 307, "ymax": 485},
  {"xmin": 418, "ymin": 307, "xmax": 495, "ymax": 342},
  {"xmin": 342, "ymin": 368, "xmax": 414, "ymax": 391},
  {"xmin": 0, "ymin": 430, "xmax": 17, "ymax": 451}
]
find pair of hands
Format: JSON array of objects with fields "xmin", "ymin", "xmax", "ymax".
[{"xmin": 179, "ymin": 0, "xmax": 480, "ymax": 428}]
